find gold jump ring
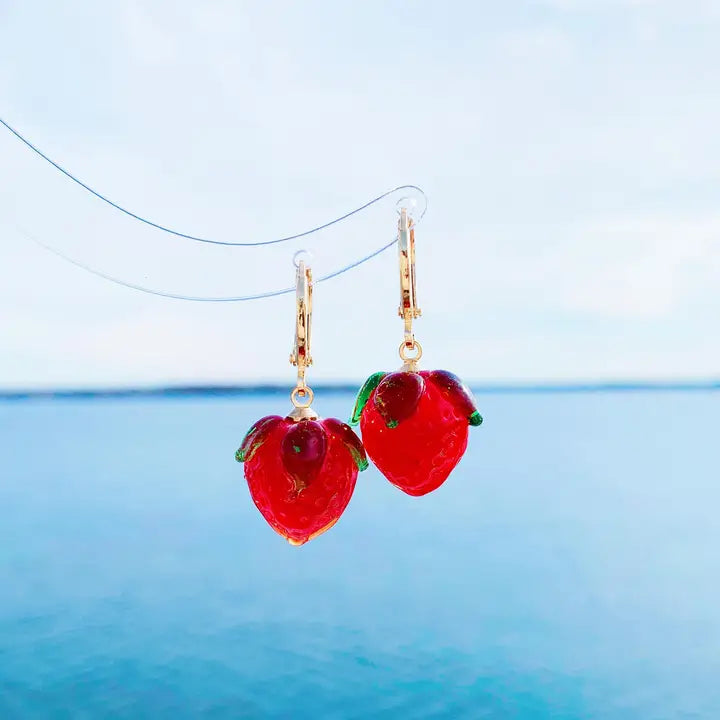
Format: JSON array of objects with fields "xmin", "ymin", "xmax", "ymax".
[
  {"xmin": 399, "ymin": 340, "xmax": 423, "ymax": 362},
  {"xmin": 291, "ymin": 386, "xmax": 314, "ymax": 408}
]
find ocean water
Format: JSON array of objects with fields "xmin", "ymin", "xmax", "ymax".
[{"xmin": 0, "ymin": 391, "xmax": 719, "ymax": 719}]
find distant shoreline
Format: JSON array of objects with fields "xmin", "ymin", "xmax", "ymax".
[{"xmin": 1, "ymin": 380, "xmax": 718, "ymax": 401}]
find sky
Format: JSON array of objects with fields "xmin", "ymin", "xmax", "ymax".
[{"xmin": 1, "ymin": 0, "xmax": 719, "ymax": 388}]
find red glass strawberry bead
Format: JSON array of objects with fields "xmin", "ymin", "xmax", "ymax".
[
  {"xmin": 235, "ymin": 414, "xmax": 367, "ymax": 545},
  {"xmin": 350, "ymin": 370, "xmax": 482, "ymax": 496}
]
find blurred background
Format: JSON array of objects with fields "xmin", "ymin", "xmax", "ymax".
[
  {"xmin": 2, "ymin": 0, "xmax": 719, "ymax": 388},
  {"xmin": 1, "ymin": 2, "xmax": 719, "ymax": 718}
]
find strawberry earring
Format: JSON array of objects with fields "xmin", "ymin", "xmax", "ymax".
[
  {"xmin": 350, "ymin": 209, "xmax": 483, "ymax": 496},
  {"xmin": 236, "ymin": 259, "xmax": 367, "ymax": 545}
]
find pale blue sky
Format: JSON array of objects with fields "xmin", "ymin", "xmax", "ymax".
[{"xmin": 1, "ymin": 0, "xmax": 719, "ymax": 388}]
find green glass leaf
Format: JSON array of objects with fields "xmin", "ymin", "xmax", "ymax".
[
  {"xmin": 349, "ymin": 372, "xmax": 386, "ymax": 426},
  {"xmin": 469, "ymin": 410, "xmax": 483, "ymax": 426}
]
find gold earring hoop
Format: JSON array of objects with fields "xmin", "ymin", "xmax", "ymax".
[
  {"xmin": 398, "ymin": 207, "xmax": 423, "ymax": 370},
  {"xmin": 288, "ymin": 259, "xmax": 318, "ymax": 420}
]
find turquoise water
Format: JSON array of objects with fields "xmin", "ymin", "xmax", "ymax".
[{"xmin": 1, "ymin": 391, "xmax": 719, "ymax": 718}]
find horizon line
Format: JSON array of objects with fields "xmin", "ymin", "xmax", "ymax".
[{"xmin": 1, "ymin": 379, "xmax": 719, "ymax": 401}]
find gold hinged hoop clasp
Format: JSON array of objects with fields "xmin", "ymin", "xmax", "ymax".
[
  {"xmin": 289, "ymin": 260, "xmax": 316, "ymax": 417},
  {"xmin": 290, "ymin": 259, "xmax": 313, "ymax": 374},
  {"xmin": 398, "ymin": 207, "xmax": 421, "ymax": 364}
]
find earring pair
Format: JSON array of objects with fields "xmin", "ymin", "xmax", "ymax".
[{"xmin": 236, "ymin": 209, "xmax": 482, "ymax": 545}]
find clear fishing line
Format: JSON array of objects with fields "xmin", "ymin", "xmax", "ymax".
[
  {"xmin": 14, "ymin": 224, "xmax": 407, "ymax": 302},
  {"xmin": 2, "ymin": 116, "xmax": 426, "ymax": 300}
]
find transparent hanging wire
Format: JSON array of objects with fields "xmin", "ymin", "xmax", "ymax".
[{"xmin": 1, "ymin": 116, "xmax": 426, "ymax": 301}]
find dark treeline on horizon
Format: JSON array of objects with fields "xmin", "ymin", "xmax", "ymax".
[{"xmin": 1, "ymin": 380, "xmax": 718, "ymax": 401}]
